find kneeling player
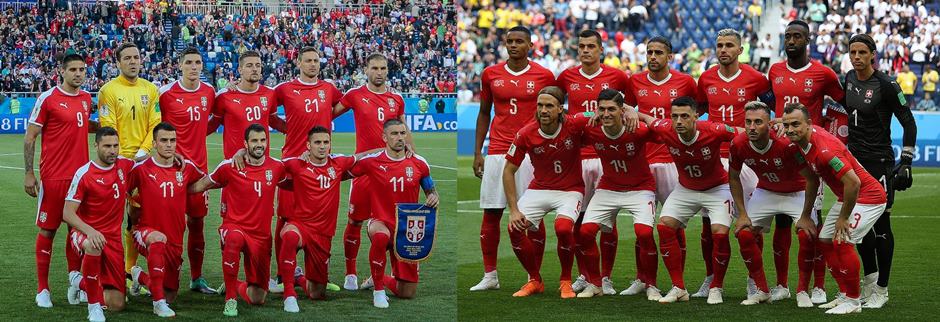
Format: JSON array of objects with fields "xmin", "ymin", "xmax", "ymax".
[
  {"xmin": 571, "ymin": 90, "xmax": 659, "ymax": 300},
  {"xmin": 783, "ymin": 104, "xmax": 887, "ymax": 314},
  {"xmin": 63, "ymin": 127, "xmax": 134, "ymax": 322},
  {"xmin": 504, "ymin": 87, "xmax": 585, "ymax": 299},
  {"xmin": 189, "ymin": 124, "xmax": 286, "ymax": 317},
  {"xmin": 349, "ymin": 119, "xmax": 439, "ymax": 308}
]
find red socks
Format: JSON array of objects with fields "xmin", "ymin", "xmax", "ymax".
[
  {"xmin": 369, "ymin": 232, "xmax": 390, "ymax": 291},
  {"xmin": 773, "ymin": 226, "xmax": 792, "ymax": 287},
  {"xmin": 709, "ymin": 233, "xmax": 731, "ymax": 289},
  {"xmin": 36, "ymin": 233, "xmax": 53, "ymax": 292},
  {"xmin": 657, "ymin": 224, "xmax": 685, "ymax": 289},
  {"xmin": 634, "ymin": 224, "xmax": 658, "ymax": 285},
  {"xmin": 531, "ymin": 221, "xmax": 546, "ymax": 273},
  {"xmin": 600, "ymin": 225, "xmax": 618, "ymax": 278},
  {"xmin": 813, "ymin": 238, "xmax": 827, "ymax": 289},
  {"xmin": 554, "ymin": 218, "xmax": 576, "ymax": 281},
  {"xmin": 80, "ymin": 253, "xmax": 103, "ymax": 305},
  {"xmin": 65, "ymin": 232, "xmax": 81, "ymax": 272},
  {"xmin": 146, "ymin": 241, "xmax": 167, "ymax": 301},
  {"xmin": 677, "ymin": 228, "xmax": 687, "ymax": 269},
  {"xmin": 796, "ymin": 230, "xmax": 815, "ymax": 292},
  {"xmin": 835, "ymin": 241, "xmax": 861, "ymax": 298},
  {"xmin": 279, "ymin": 230, "xmax": 301, "ymax": 298},
  {"xmin": 701, "ymin": 224, "xmax": 714, "ymax": 277},
  {"xmin": 480, "ymin": 210, "xmax": 502, "ymax": 273},
  {"xmin": 507, "ymin": 224, "xmax": 543, "ymax": 282},
  {"xmin": 576, "ymin": 222, "xmax": 601, "ymax": 286},
  {"xmin": 737, "ymin": 230, "xmax": 769, "ymax": 292},
  {"xmin": 187, "ymin": 218, "xmax": 205, "ymax": 280},
  {"xmin": 222, "ymin": 232, "xmax": 246, "ymax": 301},
  {"xmin": 343, "ymin": 222, "xmax": 362, "ymax": 276}
]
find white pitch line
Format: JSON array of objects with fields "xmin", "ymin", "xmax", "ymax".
[
  {"xmin": 431, "ymin": 165, "xmax": 457, "ymax": 171},
  {"xmin": 0, "ymin": 153, "xmax": 23, "ymax": 156},
  {"xmin": 458, "ymin": 200, "xmax": 479, "ymax": 204}
]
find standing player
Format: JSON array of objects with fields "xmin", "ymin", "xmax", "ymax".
[
  {"xmin": 126, "ymin": 123, "xmax": 203, "ymax": 317},
  {"xmin": 273, "ymin": 47, "xmax": 343, "ymax": 292},
  {"xmin": 333, "ymin": 53, "xmax": 411, "ymax": 290},
  {"xmin": 157, "ymin": 47, "xmax": 218, "ymax": 294},
  {"xmin": 636, "ymin": 97, "xmax": 744, "ymax": 305},
  {"xmin": 189, "ymin": 124, "xmax": 286, "ymax": 317},
  {"xmin": 782, "ymin": 103, "xmax": 888, "ymax": 314},
  {"xmin": 97, "ymin": 42, "xmax": 161, "ymax": 292},
  {"xmin": 570, "ymin": 90, "xmax": 659, "ymax": 300},
  {"xmin": 25, "ymin": 52, "xmax": 94, "ymax": 307},
  {"xmin": 470, "ymin": 25, "xmax": 558, "ymax": 292},
  {"xmin": 730, "ymin": 102, "xmax": 818, "ymax": 306},
  {"xmin": 348, "ymin": 119, "xmax": 439, "ymax": 308},
  {"xmin": 62, "ymin": 127, "xmax": 135, "ymax": 321},
  {"xmin": 767, "ymin": 19, "xmax": 845, "ymax": 302},
  {"xmin": 503, "ymin": 87, "xmax": 584, "ymax": 299},
  {"xmin": 841, "ymin": 34, "xmax": 918, "ymax": 308},
  {"xmin": 695, "ymin": 29, "xmax": 770, "ymax": 298},
  {"xmin": 557, "ymin": 30, "xmax": 631, "ymax": 295},
  {"xmin": 622, "ymin": 36, "xmax": 699, "ymax": 297}
]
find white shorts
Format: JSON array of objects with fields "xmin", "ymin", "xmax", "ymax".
[
  {"xmin": 584, "ymin": 189, "xmax": 657, "ymax": 231},
  {"xmin": 661, "ymin": 184, "xmax": 733, "ymax": 228},
  {"xmin": 649, "ymin": 162, "xmax": 678, "ymax": 205},
  {"xmin": 581, "ymin": 158, "xmax": 603, "ymax": 207},
  {"xmin": 819, "ymin": 202, "xmax": 886, "ymax": 244},
  {"xmin": 747, "ymin": 188, "xmax": 814, "ymax": 233},
  {"xmin": 480, "ymin": 154, "xmax": 534, "ymax": 209},
  {"xmin": 517, "ymin": 189, "xmax": 583, "ymax": 229}
]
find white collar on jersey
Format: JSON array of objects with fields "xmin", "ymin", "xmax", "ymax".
[
  {"xmin": 366, "ymin": 84, "xmax": 389, "ymax": 95},
  {"xmin": 538, "ymin": 122, "xmax": 563, "ymax": 139},
  {"xmin": 503, "ymin": 62, "xmax": 531, "ymax": 77},
  {"xmin": 177, "ymin": 80, "xmax": 201, "ymax": 93},
  {"xmin": 56, "ymin": 85, "xmax": 80, "ymax": 96},
  {"xmin": 800, "ymin": 142, "xmax": 813, "ymax": 154},
  {"xmin": 718, "ymin": 68, "xmax": 742, "ymax": 83},
  {"xmin": 603, "ymin": 125, "xmax": 626, "ymax": 140},
  {"xmin": 150, "ymin": 156, "xmax": 175, "ymax": 168},
  {"xmin": 749, "ymin": 139, "xmax": 774, "ymax": 155},
  {"xmin": 579, "ymin": 66, "xmax": 603, "ymax": 80},
  {"xmin": 678, "ymin": 130, "xmax": 700, "ymax": 146},
  {"xmin": 786, "ymin": 61, "xmax": 812, "ymax": 74},
  {"xmin": 297, "ymin": 77, "xmax": 320, "ymax": 86},
  {"xmin": 647, "ymin": 71, "xmax": 673, "ymax": 86},
  {"xmin": 235, "ymin": 84, "xmax": 261, "ymax": 94},
  {"xmin": 385, "ymin": 150, "xmax": 406, "ymax": 161},
  {"xmin": 91, "ymin": 160, "xmax": 114, "ymax": 170}
]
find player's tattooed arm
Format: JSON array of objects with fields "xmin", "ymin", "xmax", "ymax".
[
  {"xmin": 796, "ymin": 167, "xmax": 820, "ymax": 239},
  {"xmin": 23, "ymin": 124, "xmax": 40, "ymax": 197}
]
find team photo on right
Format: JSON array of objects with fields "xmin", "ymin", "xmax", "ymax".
[{"xmin": 456, "ymin": 0, "xmax": 936, "ymax": 319}]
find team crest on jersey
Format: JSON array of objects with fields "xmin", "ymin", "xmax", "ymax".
[
  {"xmin": 493, "ymin": 80, "xmax": 505, "ymax": 87},
  {"xmin": 388, "ymin": 98, "xmax": 396, "ymax": 108},
  {"xmin": 117, "ymin": 169, "xmax": 125, "ymax": 183},
  {"xmin": 526, "ymin": 80, "xmax": 535, "ymax": 94},
  {"xmin": 745, "ymin": 159, "xmax": 756, "ymax": 166},
  {"xmin": 774, "ymin": 158, "xmax": 783, "ymax": 167},
  {"xmin": 569, "ymin": 83, "xmax": 580, "ymax": 91},
  {"xmin": 804, "ymin": 79, "xmax": 814, "ymax": 92},
  {"xmin": 260, "ymin": 97, "xmax": 268, "ymax": 107},
  {"xmin": 669, "ymin": 88, "xmax": 678, "ymax": 97},
  {"xmin": 737, "ymin": 88, "xmax": 746, "ymax": 96},
  {"xmin": 701, "ymin": 147, "xmax": 712, "ymax": 160},
  {"xmin": 100, "ymin": 105, "xmax": 110, "ymax": 116},
  {"xmin": 176, "ymin": 171, "xmax": 184, "ymax": 186},
  {"xmin": 533, "ymin": 146, "xmax": 545, "ymax": 154},
  {"xmin": 669, "ymin": 147, "xmax": 680, "ymax": 156},
  {"xmin": 594, "ymin": 143, "xmax": 605, "ymax": 151},
  {"xmin": 141, "ymin": 95, "xmax": 149, "ymax": 106},
  {"xmin": 601, "ymin": 83, "xmax": 609, "ymax": 90},
  {"xmin": 625, "ymin": 143, "xmax": 635, "ymax": 151},
  {"xmin": 201, "ymin": 97, "xmax": 208, "ymax": 107},
  {"xmin": 318, "ymin": 90, "xmax": 326, "ymax": 101},
  {"xmin": 638, "ymin": 89, "xmax": 648, "ymax": 97},
  {"xmin": 406, "ymin": 166, "xmax": 414, "ymax": 178},
  {"xmin": 865, "ymin": 89, "xmax": 873, "ymax": 98},
  {"xmin": 707, "ymin": 86, "xmax": 718, "ymax": 95},
  {"xmin": 775, "ymin": 77, "xmax": 784, "ymax": 84},
  {"xmin": 564, "ymin": 138, "xmax": 574, "ymax": 150},
  {"xmin": 328, "ymin": 167, "xmax": 337, "ymax": 179},
  {"xmin": 265, "ymin": 169, "xmax": 273, "ymax": 185},
  {"xmin": 81, "ymin": 101, "xmax": 89, "ymax": 111}
]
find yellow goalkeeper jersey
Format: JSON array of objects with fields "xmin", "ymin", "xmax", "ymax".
[{"xmin": 98, "ymin": 75, "xmax": 161, "ymax": 158}]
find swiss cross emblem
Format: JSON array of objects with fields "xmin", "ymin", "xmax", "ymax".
[
  {"xmin": 804, "ymin": 79, "xmax": 813, "ymax": 87},
  {"xmin": 774, "ymin": 158, "xmax": 783, "ymax": 167},
  {"xmin": 494, "ymin": 80, "xmax": 505, "ymax": 87},
  {"xmin": 669, "ymin": 88, "xmax": 678, "ymax": 97},
  {"xmin": 865, "ymin": 89, "xmax": 873, "ymax": 98},
  {"xmin": 669, "ymin": 147, "xmax": 680, "ymax": 155},
  {"xmin": 533, "ymin": 147, "xmax": 545, "ymax": 154},
  {"xmin": 775, "ymin": 77, "xmax": 784, "ymax": 84},
  {"xmin": 708, "ymin": 86, "xmax": 718, "ymax": 95},
  {"xmin": 594, "ymin": 143, "xmax": 605, "ymax": 151},
  {"xmin": 625, "ymin": 143, "xmax": 635, "ymax": 151},
  {"xmin": 564, "ymin": 138, "xmax": 574, "ymax": 150},
  {"xmin": 570, "ymin": 83, "xmax": 580, "ymax": 91},
  {"xmin": 745, "ymin": 159, "xmax": 756, "ymax": 166},
  {"xmin": 737, "ymin": 88, "xmax": 746, "ymax": 96},
  {"xmin": 526, "ymin": 81, "xmax": 535, "ymax": 89},
  {"xmin": 638, "ymin": 89, "xmax": 648, "ymax": 97},
  {"xmin": 601, "ymin": 83, "xmax": 609, "ymax": 90}
]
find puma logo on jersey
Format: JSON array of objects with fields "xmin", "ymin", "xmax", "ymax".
[
  {"xmin": 510, "ymin": 80, "xmax": 520, "ymax": 87},
  {"xmin": 361, "ymin": 98, "xmax": 370, "ymax": 104},
  {"xmin": 284, "ymin": 260, "xmax": 295, "ymax": 265},
  {"xmin": 379, "ymin": 165, "xmax": 388, "ymax": 172},
  {"xmin": 224, "ymin": 262, "xmax": 236, "ymax": 268},
  {"xmin": 59, "ymin": 102, "xmax": 68, "ymax": 109},
  {"xmin": 95, "ymin": 178, "xmax": 105, "ymax": 184},
  {"xmin": 584, "ymin": 84, "xmax": 595, "ymax": 91},
  {"xmin": 237, "ymin": 171, "xmax": 247, "ymax": 177},
  {"xmin": 653, "ymin": 90, "xmax": 663, "ymax": 96},
  {"xmin": 685, "ymin": 151, "xmax": 695, "ymax": 156},
  {"xmin": 148, "ymin": 174, "xmax": 158, "ymax": 181},
  {"xmin": 609, "ymin": 145, "xmax": 620, "ymax": 151},
  {"xmin": 759, "ymin": 159, "xmax": 769, "ymax": 165},
  {"xmin": 293, "ymin": 90, "xmax": 302, "ymax": 96},
  {"xmin": 789, "ymin": 77, "xmax": 797, "ymax": 84},
  {"xmin": 232, "ymin": 99, "xmax": 242, "ymax": 104},
  {"xmin": 722, "ymin": 88, "xmax": 731, "ymax": 94},
  {"xmin": 175, "ymin": 98, "xmax": 184, "ymax": 104},
  {"xmin": 548, "ymin": 144, "xmax": 558, "ymax": 149}
]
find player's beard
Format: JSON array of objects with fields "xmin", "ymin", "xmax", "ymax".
[{"xmin": 249, "ymin": 146, "xmax": 265, "ymax": 159}]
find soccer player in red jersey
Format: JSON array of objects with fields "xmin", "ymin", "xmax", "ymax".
[
  {"xmin": 272, "ymin": 47, "xmax": 344, "ymax": 292},
  {"xmin": 768, "ymin": 20, "xmax": 844, "ymax": 302},
  {"xmin": 24, "ymin": 52, "xmax": 95, "ymax": 308},
  {"xmin": 189, "ymin": 124, "xmax": 287, "ymax": 317},
  {"xmin": 62, "ymin": 127, "xmax": 136, "ymax": 321},
  {"xmin": 470, "ymin": 26, "xmax": 557, "ymax": 291},
  {"xmin": 347, "ymin": 119, "xmax": 438, "ymax": 308},
  {"xmin": 333, "ymin": 53, "xmax": 410, "ymax": 290},
  {"xmin": 635, "ymin": 97, "xmax": 744, "ymax": 305},
  {"xmin": 781, "ymin": 103, "xmax": 888, "ymax": 314},
  {"xmin": 557, "ymin": 30, "xmax": 632, "ymax": 295},
  {"xmin": 503, "ymin": 87, "xmax": 585, "ymax": 299},
  {"xmin": 695, "ymin": 29, "xmax": 771, "ymax": 299},
  {"xmin": 276, "ymin": 126, "xmax": 380, "ymax": 312},
  {"xmin": 729, "ymin": 102, "xmax": 819, "ymax": 306},
  {"xmin": 125, "ymin": 123, "xmax": 203, "ymax": 317},
  {"xmin": 208, "ymin": 50, "xmax": 287, "ymax": 158},
  {"xmin": 568, "ymin": 90, "xmax": 658, "ymax": 299},
  {"xmin": 157, "ymin": 47, "xmax": 217, "ymax": 294}
]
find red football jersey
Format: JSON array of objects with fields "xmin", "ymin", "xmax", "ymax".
[
  {"xmin": 557, "ymin": 64, "xmax": 629, "ymax": 159},
  {"xmin": 729, "ymin": 133, "xmax": 806, "ymax": 193},
  {"xmin": 797, "ymin": 126, "xmax": 886, "ymax": 204},
  {"xmin": 576, "ymin": 119, "xmax": 655, "ymax": 192},
  {"xmin": 348, "ymin": 151, "xmax": 431, "ymax": 226},
  {"xmin": 28, "ymin": 86, "xmax": 92, "ymax": 180},
  {"xmin": 65, "ymin": 158, "xmax": 136, "ymax": 239},
  {"xmin": 768, "ymin": 60, "xmax": 845, "ymax": 122},
  {"xmin": 282, "ymin": 154, "xmax": 356, "ymax": 236},
  {"xmin": 479, "ymin": 61, "xmax": 558, "ymax": 155},
  {"xmin": 159, "ymin": 80, "xmax": 215, "ymax": 170},
  {"xmin": 624, "ymin": 69, "xmax": 700, "ymax": 164},
  {"xmin": 649, "ymin": 119, "xmax": 740, "ymax": 191},
  {"xmin": 212, "ymin": 85, "xmax": 278, "ymax": 158},
  {"xmin": 209, "ymin": 157, "xmax": 286, "ymax": 238},
  {"xmin": 275, "ymin": 79, "xmax": 343, "ymax": 158},
  {"xmin": 339, "ymin": 85, "xmax": 405, "ymax": 153},
  {"xmin": 697, "ymin": 64, "xmax": 771, "ymax": 157},
  {"xmin": 127, "ymin": 158, "xmax": 203, "ymax": 246},
  {"xmin": 506, "ymin": 115, "xmax": 586, "ymax": 193}
]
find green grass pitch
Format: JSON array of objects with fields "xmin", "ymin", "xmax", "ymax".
[
  {"xmin": 0, "ymin": 132, "xmax": 456, "ymax": 321},
  {"xmin": 456, "ymin": 156, "xmax": 940, "ymax": 321}
]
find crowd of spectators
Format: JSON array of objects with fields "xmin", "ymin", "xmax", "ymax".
[{"xmin": 0, "ymin": 0, "xmax": 456, "ymax": 96}]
